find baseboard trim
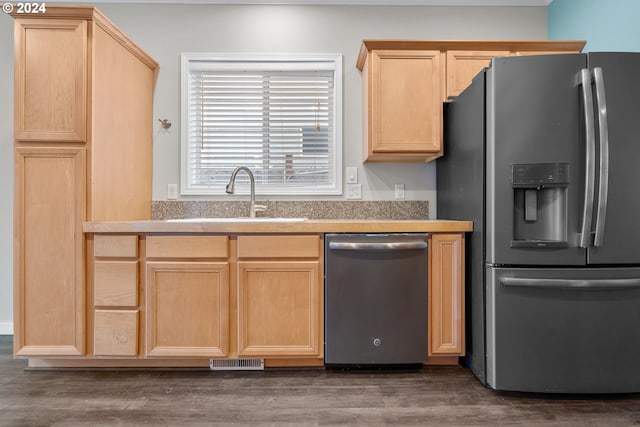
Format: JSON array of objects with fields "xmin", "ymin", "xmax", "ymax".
[{"xmin": 0, "ymin": 322, "xmax": 14, "ymax": 335}]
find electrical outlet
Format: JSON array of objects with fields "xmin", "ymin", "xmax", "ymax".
[
  {"xmin": 395, "ymin": 184, "xmax": 405, "ymax": 200},
  {"xmin": 346, "ymin": 183, "xmax": 362, "ymax": 199},
  {"xmin": 167, "ymin": 183, "xmax": 178, "ymax": 200},
  {"xmin": 346, "ymin": 167, "xmax": 358, "ymax": 184}
]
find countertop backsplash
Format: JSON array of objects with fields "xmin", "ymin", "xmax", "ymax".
[{"xmin": 152, "ymin": 201, "xmax": 429, "ymax": 221}]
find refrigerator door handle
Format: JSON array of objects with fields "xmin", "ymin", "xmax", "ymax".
[
  {"xmin": 578, "ymin": 69, "xmax": 596, "ymax": 248},
  {"xmin": 592, "ymin": 67, "xmax": 609, "ymax": 247},
  {"xmin": 500, "ymin": 277, "xmax": 640, "ymax": 290}
]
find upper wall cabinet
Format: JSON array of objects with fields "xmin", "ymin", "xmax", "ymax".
[
  {"xmin": 362, "ymin": 49, "xmax": 443, "ymax": 162},
  {"xmin": 14, "ymin": 19, "xmax": 88, "ymax": 142},
  {"xmin": 357, "ymin": 40, "xmax": 586, "ymax": 163}
]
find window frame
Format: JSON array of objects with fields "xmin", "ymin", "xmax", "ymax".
[{"xmin": 180, "ymin": 52, "xmax": 343, "ymax": 196}]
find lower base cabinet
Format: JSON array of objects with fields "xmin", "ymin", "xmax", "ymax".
[
  {"xmin": 46, "ymin": 230, "xmax": 464, "ymax": 368},
  {"xmin": 92, "ymin": 235, "xmax": 140, "ymax": 357},
  {"xmin": 429, "ymin": 233, "xmax": 465, "ymax": 359},
  {"xmin": 236, "ymin": 235, "xmax": 323, "ymax": 359},
  {"xmin": 146, "ymin": 261, "xmax": 229, "ymax": 358},
  {"xmin": 237, "ymin": 261, "xmax": 321, "ymax": 357},
  {"xmin": 141, "ymin": 234, "xmax": 324, "ymax": 361}
]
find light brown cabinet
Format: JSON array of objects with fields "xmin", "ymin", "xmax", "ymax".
[
  {"xmin": 362, "ymin": 50, "xmax": 443, "ymax": 162},
  {"xmin": 12, "ymin": 6, "xmax": 158, "ymax": 357},
  {"xmin": 141, "ymin": 234, "xmax": 323, "ymax": 361},
  {"xmin": 445, "ymin": 50, "xmax": 509, "ymax": 99},
  {"xmin": 237, "ymin": 235, "xmax": 322, "ymax": 358},
  {"xmin": 72, "ymin": 229, "xmax": 466, "ymax": 367},
  {"xmin": 14, "ymin": 19, "xmax": 88, "ymax": 142},
  {"xmin": 146, "ymin": 261, "xmax": 230, "ymax": 358},
  {"xmin": 145, "ymin": 236, "xmax": 230, "ymax": 358},
  {"xmin": 94, "ymin": 310, "xmax": 139, "ymax": 357},
  {"xmin": 14, "ymin": 147, "xmax": 85, "ymax": 356},
  {"xmin": 428, "ymin": 233, "xmax": 465, "ymax": 361},
  {"xmin": 357, "ymin": 40, "xmax": 585, "ymax": 163},
  {"xmin": 92, "ymin": 235, "xmax": 140, "ymax": 357}
]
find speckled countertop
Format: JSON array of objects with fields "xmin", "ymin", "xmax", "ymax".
[
  {"xmin": 83, "ymin": 219, "xmax": 472, "ymax": 234},
  {"xmin": 151, "ymin": 200, "xmax": 430, "ymax": 221}
]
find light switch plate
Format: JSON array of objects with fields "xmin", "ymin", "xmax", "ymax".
[
  {"xmin": 167, "ymin": 183, "xmax": 178, "ymax": 200},
  {"xmin": 346, "ymin": 167, "xmax": 358, "ymax": 184},
  {"xmin": 346, "ymin": 183, "xmax": 362, "ymax": 199},
  {"xmin": 395, "ymin": 184, "xmax": 405, "ymax": 200}
]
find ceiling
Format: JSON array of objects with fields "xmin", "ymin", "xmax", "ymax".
[{"xmin": 54, "ymin": 0, "xmax": 554, "ymax": 6}]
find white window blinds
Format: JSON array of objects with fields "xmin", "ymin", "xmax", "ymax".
[{"xmin": 181, "ymin": 54, "xmax": 342, "ymax": 195}]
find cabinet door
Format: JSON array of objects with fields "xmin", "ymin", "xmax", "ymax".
[
  {"xmin": 14, "ymin": 19, "xmax": 87, "ymax": 142},
  {"xmin": 429, "ymin": 233, "xmax": 465, "ymax": 356},
  {"xmin": 446, "ymin": 50, "xmax": 510, "ymax": 99},
  {"xmin": 14, "ymin": 147, "xmax": 85, "ymax": 356},
  {"xmin": 146, "ymin": 262, "xmax": 229, "ymax": 357},
  {"xmin": 237, "ymin": 261, "xmax": 321, "ymax": 357},
  {"xmin": 366, "ymin": 50, "xmax": 442, "ymax": 159}
]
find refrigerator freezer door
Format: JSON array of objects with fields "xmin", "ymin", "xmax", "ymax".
[
  {"xmin": 486, "ymin": 54, "xmax": 588, "ymax": 266},
  {"xmin": 486, "ymin": 266, "xmax": 640, "ymax": 393},
  {"xmin": 587, "ymin": 53, "xmax": 640, "ymax": 264}
]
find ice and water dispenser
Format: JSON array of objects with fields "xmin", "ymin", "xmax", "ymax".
[{"xmin": 511, "ymin": 163, "xmax": 569, "ymax": 248}]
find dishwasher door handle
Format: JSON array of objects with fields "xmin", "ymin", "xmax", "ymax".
[{"xmin": 328, "ymin": 241, "xmax": 428, "ymax": 251}]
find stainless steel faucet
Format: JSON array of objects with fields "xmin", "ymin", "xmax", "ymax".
[{"xmin": 225, "ymin": 166, "xmax": 267, "ymax": 218}]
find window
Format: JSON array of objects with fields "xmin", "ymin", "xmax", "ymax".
[{"xmin": 181, "ymin": 53, "xmax": 342, "ymax": 195}]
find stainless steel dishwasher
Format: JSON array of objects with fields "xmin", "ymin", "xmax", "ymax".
[{"xmin": 325, "ymin": 233, "xmax": 428, "ymax": 366}]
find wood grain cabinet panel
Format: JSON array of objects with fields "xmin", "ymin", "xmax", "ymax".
[
  {"xmin": 94, "ymin": 310, "xmax": 139, "ymax": 356},
  {"xmin": 237, "ymin": 261, "xmax": 321, "ymax": 357},
  {"xmin": 146, "ymin": 235, "xmax": 229, "ymax": 259},
  {"xmin": 94, "ymin": 261, "xmax": 139, "ymax": 307},
  {"xmin": 429, "ymin": 233, "xmax": 465, "ymax": 356},
  {"xmin": 146, "ymin": 262, "xmax": 230, "ymax": 358},
  {"xmin": 94, "ymin": 235, "xmax": 139, "ymax": 258},
  {"xmin": 237, "ymin": 235, "xmax": 320, "ymax": 258},
  {"xmin": 446, "ymin": 50, "xmax": 510, "ymax": 99},
  {"xmin": 364, "ymin": 49, "xmax": 443, "ymax": 161},
  {"xmin": 14, "ymin": 147, "xmax": 85, "ymax": 356},
  {"xmin": 14, "ymin": 19, "xmax": 87, "ymax": 142}
]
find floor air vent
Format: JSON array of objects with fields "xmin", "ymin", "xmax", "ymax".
[{"xmin": 209, "ymin": 358, "xmax": 264, "ymax": 371}]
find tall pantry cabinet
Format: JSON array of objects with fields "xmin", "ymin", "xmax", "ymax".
[{"xmin": 12, "ymin": 6, "xmax": 158, "ymax": 356}]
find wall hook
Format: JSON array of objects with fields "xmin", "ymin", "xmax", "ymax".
[{"xmin": 158, "ymin": 119, "xmax": 172, "ymax": 129}]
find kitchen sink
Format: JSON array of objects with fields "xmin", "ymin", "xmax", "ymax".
[{"xmin": 166, "ymin": 217, "xmax": 307, "ymax": 222}]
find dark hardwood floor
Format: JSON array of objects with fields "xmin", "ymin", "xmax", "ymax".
[{"xmin": 1, "ymin": 336, "xmax": 640, "ymax": 426}]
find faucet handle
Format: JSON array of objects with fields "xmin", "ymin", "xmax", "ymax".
[{"xmin": 254, "ymin": 204, "xmax": 267, "ymax": 212}]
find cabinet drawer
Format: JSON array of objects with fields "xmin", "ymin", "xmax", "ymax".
[
  {"xmin": 146, "ymin": 235, "xmax": 229, "ymax": 258},
  {"xmin": 94, "ymin": 310, "xmax": 139, "ymax": 357},
  {"xmin": 94, "ymin": 261, "xmax": 138, "ymax": 307},
  {"xmin": 94, "ymin": 235, "xmax": 139, "ymax": 258},
  {"xmin": 237, "ymin": 235, "xmax": 320, "ymax": 258}
]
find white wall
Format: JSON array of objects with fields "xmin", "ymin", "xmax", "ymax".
[
  {"xmin": 0, "ymin": 10, "xmax": 12, "ymax": 334},
  {"xmin": 0, "ymin": 3, "xmax": 547, "ymax": 333}
]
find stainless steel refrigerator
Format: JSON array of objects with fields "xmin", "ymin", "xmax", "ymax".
[{"xmin": 437, "ymin": 53, "xmax": 640, "ymax": 393}]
